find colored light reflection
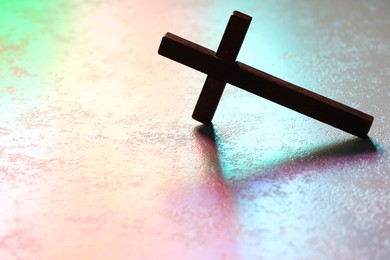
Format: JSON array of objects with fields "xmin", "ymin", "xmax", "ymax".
[
  {"xmin": 0, "ymin": 0, "xmax": 388, "ymax": 259},
  {"xmin": 0, "ymin": 1, "xmax": 75, "ymax": 73},
  {"xmin": 190, "ymin": 122, "xmax": 380, "ymax": 259},
  {"xmin": 0, "ymin": 0, "xmax": 76, "ymax": 120}
]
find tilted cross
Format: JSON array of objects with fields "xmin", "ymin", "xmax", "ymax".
[{"xmin": 158, "ymin": 11, "xmax": 374, "ymax": 138}]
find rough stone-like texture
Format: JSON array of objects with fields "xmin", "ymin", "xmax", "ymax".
[{"xmin": 0, "ymin": 0, "xmax": 389, "ymax": 259}]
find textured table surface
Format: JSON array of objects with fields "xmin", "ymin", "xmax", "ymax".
[{"xmin": 1, "ymin": 0, "xmax": 389, "ymax": 259}]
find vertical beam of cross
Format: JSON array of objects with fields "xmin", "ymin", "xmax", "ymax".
[{"xmin": 192, "ymin": 11, "xmax": 252, "ymax": 124}]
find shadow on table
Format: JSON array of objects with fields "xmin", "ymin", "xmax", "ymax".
[
  {"xmin": 194, "ymin": 124, "xmax": 217, "ymax": 143},
  {"xmin": 193, "ymin": 124, "xmax": 380, "ymax": 181},
  {"xmin": 194, "ymin": 124, "xmax": 378, "ymax": 155},
  {"xmin": 305, "ymin": 135, "xmax": 378, "ymax": 157}
]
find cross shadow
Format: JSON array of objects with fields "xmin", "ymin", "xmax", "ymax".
[
  {"xmin": 303, "ymin": 136, "xmax": 378, "ymax": 157},
  {"xmin": 190, "ymin": 124, "xmax": 380, "ymax": 257},
  {"xmin": 193, "ymin": 124, "xmax": 380, "ymax": 184},
  {"xmin": 191, "ymin": 124, "xmax": 238, "ymax": 256},
  {"xmin": 194, "ymin": 124, "xmax": 217, "ymax": 143},
  {"xmin": 192, "ymin": 124, "xmax": 224, "ymax": 186}
]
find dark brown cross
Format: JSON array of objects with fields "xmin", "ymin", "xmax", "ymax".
[{"xmin": 158, "ymin": 11, "xmax": 374, "ymax": 138}]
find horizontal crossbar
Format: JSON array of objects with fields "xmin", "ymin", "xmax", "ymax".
[{"xmin": 158, "ymin": 32, "xmax": 373, "ymax": 138}]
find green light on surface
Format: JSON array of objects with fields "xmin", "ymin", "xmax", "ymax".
[
  {"xmin": 0, "ymin": 0, "xmax": 74, "ymax": 75},
  {"xmin": 0, "ymin": 0, "xmax": 76, "ymax": 112}
]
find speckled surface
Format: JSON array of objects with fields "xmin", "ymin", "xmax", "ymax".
[{"xmin": 0, "ymin": 0, "xmax": 389, "ymax": 259}]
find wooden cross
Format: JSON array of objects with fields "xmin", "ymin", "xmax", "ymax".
[{"xmin": 158, "ymin": 11, "xmax": 374, "ymax": 138}]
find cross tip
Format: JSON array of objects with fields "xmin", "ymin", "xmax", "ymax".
[
  {"xmin": 160, "ymin": 32, "xmax": 174, "ymax": 42},
  {"xmin": 361, "ymin": 115, "xmax": 374, "ymax": 138},
  {"xmin": 158, "ymin": 32, "xmax": 178, "ymax": 56},
  {"xmin": 232, "ymin": 10, "xmax": 252, "ymax": 22}
]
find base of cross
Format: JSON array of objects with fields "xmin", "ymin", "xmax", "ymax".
[{"xmin": 158, "ymin": 11, "xmax": 374, "ymax": 138}]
